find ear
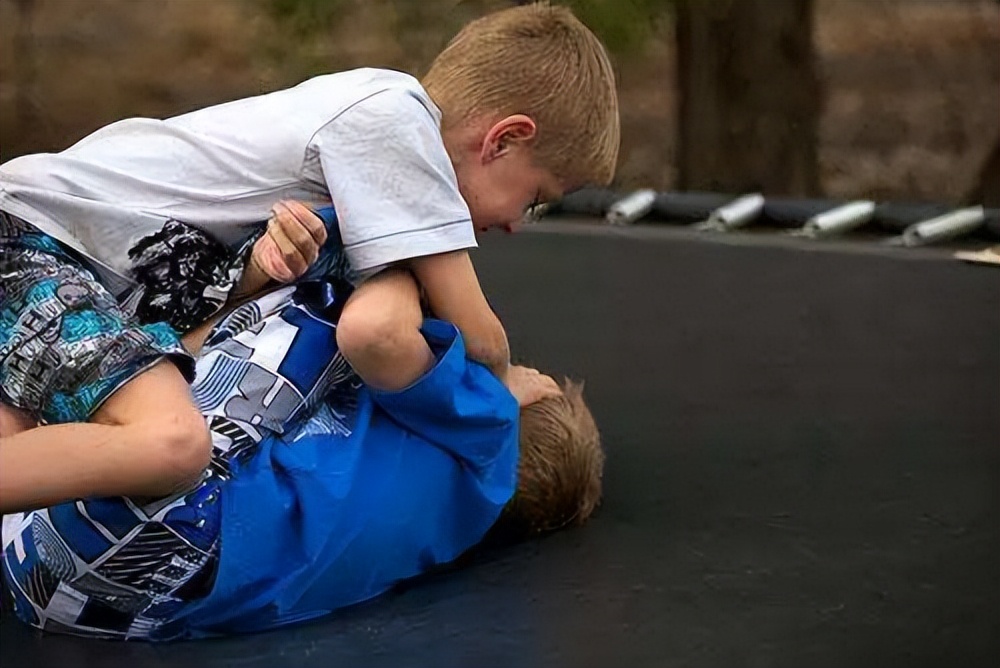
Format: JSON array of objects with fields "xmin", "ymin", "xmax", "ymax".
[{"xmin": 481, "ymin": 114, "xmax": 538, "ymax": 163}]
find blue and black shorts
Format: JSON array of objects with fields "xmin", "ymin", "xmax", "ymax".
[{"xmin": 0, "ymin": 212, "xmax": 194, "ymax": 425}]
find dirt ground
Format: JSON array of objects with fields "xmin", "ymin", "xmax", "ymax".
[{"xmin": 0, "ymin": 0, "xmax": 997, "ymax": 204}]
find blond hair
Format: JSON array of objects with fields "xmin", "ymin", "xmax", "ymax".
[
  {"xmin": 493, "ymin": 379, "xmax": 605, "ymax": 541},
  {"xmin": 422, "ymin": 3, "xmax": 620, "ymax": 188}
]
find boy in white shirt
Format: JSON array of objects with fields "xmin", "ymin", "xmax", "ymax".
[{"xmin": 0, "ymin": 4, "xmax": 620, "ymax": 513}]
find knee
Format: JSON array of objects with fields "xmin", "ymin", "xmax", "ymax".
[{"xmin": 150, "ymin": 408, "xmax": 212, "ymax": 488}]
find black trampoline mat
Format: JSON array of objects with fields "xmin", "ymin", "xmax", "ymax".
[{"xmin": 2, "ymin": 224, "xmax": 997, "ymax": 667}]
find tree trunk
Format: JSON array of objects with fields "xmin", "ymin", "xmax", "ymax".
[
  {"xmin": 675, "ymin": 0, "xmax": 820, "ymax": 196},
  {"xmin": 966, "ymin": 139, "xmax": 1000, "ymax": 208}
]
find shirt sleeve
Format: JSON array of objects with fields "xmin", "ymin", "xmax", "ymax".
[
  {"xmin": 309, "ymin": 87, "xmax": 477, "ymax": 279},
  {"xmin": 368, "ymin": 319, "xmax": 519, "ymax": 472}
]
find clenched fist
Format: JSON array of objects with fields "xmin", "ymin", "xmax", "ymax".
[{"xmin": 251, "ymin": 200, "xmax": 328, "ymax": 283}]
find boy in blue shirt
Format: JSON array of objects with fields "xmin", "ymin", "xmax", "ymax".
[{"xmin": 1, "ymin": 268, "xmax": 604, "ymax": 640}]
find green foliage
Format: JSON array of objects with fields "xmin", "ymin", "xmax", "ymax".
[
  {"xmin": 264, "ymin": 0, "xmax": 344, "ymax": 34},
  {"xmin": 561, "ymin": 0, "xmax": 673, "ymax": 53},
  {"xmin": 262, "ymin": 0, "xmax": 674, "ymax": 56}
]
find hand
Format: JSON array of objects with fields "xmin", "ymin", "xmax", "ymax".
[
  {"xmin": 506, "ymin": 365, "xmax": 561, "ymax": 408},
  {"xmin": 251, "ymin": 200, "xmax": 328, "ymax": 283}
]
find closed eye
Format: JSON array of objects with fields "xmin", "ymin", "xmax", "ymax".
[{"xmin": 523, "ymin": 194, "xmax": 546, "ymax": 225}]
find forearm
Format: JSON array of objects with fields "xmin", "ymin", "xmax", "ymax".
[
  {"xmin": 228, "ymin": 254, "xmax": 273, "ymax": 305},
  {"xmin": 407, "ymin": 250, "xmax": 510, "ymax": 382},
  {"xmin": 460, "ymin": 318, "xmax": 510, "ymax": 383},
  {"xmin": 182, "ymin": 279, "xmax": 258, "ymax": 356},
  {"xmin": 181, "ymin": 311, "xmax": 224, "ymax": 357}
]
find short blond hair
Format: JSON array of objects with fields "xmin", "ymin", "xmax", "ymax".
[
  {"xmin": 422, "ymin": 3, "xmax": 620, "ymax": 188},
  {"xmin": 493, "ymin": 379, "xmax": 605, "ymax": 541}
]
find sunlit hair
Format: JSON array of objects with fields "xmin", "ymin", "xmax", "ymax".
[
  {"xmin": 422, "ymin": 2, "xmax": 620, "ymax": 188},
  {"xmin": 493, "ymin": 379, "xmax": 605, "ymax": 541}
]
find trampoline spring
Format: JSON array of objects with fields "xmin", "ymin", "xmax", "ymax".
[
  {"xmin": 605, "ymin": 188, "xmax": 657, "ymax": 225},
  {"xmin": 794, "ymin": 200, "xmax": 877, "ymax": 238},
  {"xmin": 695, "ymin": 193, "xmax": 766, "ymax": 232},
  {"xmin": 890, "ymin": 206, "xmax": 986, "ymax": 247}
]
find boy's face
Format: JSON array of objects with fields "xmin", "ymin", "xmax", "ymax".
[{"xmin": 456, "ymin": 115, "xmax": 566, "ymax": 234}]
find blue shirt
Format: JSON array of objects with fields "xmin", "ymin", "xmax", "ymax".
[
  {"xmin": 2, "ymin": 269, "xmax": 518, "ymax": 640},
  {"xmin": 173, "ymin": 318, "xmax": 519, "ymax": 637}
]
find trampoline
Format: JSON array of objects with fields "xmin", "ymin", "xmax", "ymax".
[{"xmin": 2, "ymin": 221, "xmax": 997, "ymax": 667}]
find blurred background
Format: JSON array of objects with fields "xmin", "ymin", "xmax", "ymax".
[{"xmin": 0, "ymin": 0, "xmax": 997, "ymax": 205}]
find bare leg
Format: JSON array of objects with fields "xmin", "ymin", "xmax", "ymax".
[{"xmin": 0, "ymin": 360, "xmax": 211, "ymax": 513}]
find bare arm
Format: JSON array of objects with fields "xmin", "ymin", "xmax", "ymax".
[
  {"xmin": 406, "ymin": 250, "xmax": 510, "ymax": 383},
  {"xmin": 336, "ymin": 270, "xmax": 436, "ymax": 391}
]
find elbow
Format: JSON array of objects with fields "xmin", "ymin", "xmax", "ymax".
[
  {"xmin": 336, "ymin": 308, "xmax": 397, "ymax": 370},
  {"xmin": 336, "ymin": 307, "xmax": 426, "ymax": 388}
]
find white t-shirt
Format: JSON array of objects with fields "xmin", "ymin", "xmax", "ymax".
[{"xmin": 0, "ymin": 68, "xmax": 475, "ymax": 285}]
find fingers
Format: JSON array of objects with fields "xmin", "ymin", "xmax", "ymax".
[
  {"xmin": 273, "ymin": 202, "xmax": 322, "ymax": 265},
  {"xmin": 254, "ymin": 201, "xmax": 330, "ymax": 283},
  {"xmin": 508, "ymin": 366, "xmax": 563, "ymax": 407},
  {"xmin": 539, "ymin": 373, "xmax": 560, "ymax": 393},
  {"xmin": 266, "ymin": 216, "xmax": 311, "ymax": 277},
  {"xmin": 276, "ymin": 200, "xmax": 327, "ymax": 248},
  {"xmin": 255, "ymin": 225, "xmax": 303, "ymax": 282},
  {"xmin": 250, "ymin": 235, "xmax": 291, "ymax": 283},
  {"xmin": 534, "ymin": 374, "xmax": 561, "ymax": 401}
]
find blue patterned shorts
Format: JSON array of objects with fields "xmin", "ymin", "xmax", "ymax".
[{"xmin": 0, "ymin": 214, "xmax": 194, "ymax": 424}]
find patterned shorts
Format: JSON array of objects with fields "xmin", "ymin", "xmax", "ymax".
[
  {"xmin": 0, "ymin": 214, "xmax": 194, "ymax": 425},
  {"xmin": 2, "ymin": 279, "xmax": 359, "ymax": 640}
]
